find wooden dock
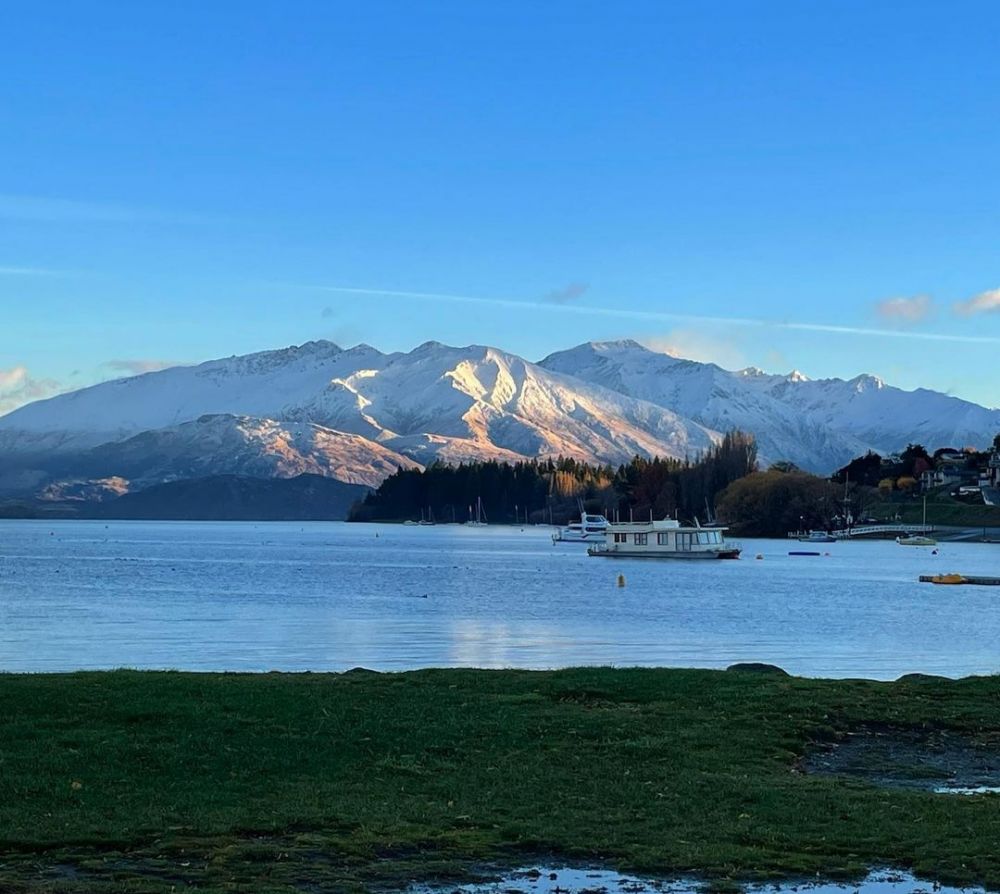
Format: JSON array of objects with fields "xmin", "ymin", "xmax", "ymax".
[{"xmin": 919, "ymin": 575, "xmax": 1000, "ymax": 586}]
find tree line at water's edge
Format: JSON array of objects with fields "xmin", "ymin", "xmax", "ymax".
[
  {"xmin": 350, "ymin": 430, "xmax": 1000, "ymax": 536},
  {"xmin": 349, "ymin": 432, "xmax": 758, "ymax": 526}
]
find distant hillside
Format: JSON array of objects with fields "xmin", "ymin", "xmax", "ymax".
[
  {"xmin": 1, "ymin": 339, "xmax": 998, "ymax": 509},
  {"xmin": 93, "ymin": 474, "xmax": 368, "ymax": 521}
]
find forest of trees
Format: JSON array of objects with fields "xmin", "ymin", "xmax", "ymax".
[
  {"xmin": 715, "ymin": 470, "xmax": 846, "ymax": 537},
  {"xmin": 348, "ymin": 431, "xmax": 759, "ymax": 525}
]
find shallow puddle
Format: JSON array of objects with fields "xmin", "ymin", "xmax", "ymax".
[
  {"xmin": 933, "ymin": 785, "xmax": 1000, "ymax": 795},
  {"xmin": 406, "ymin": 868, "xmax": 987, "ymax": 894}
]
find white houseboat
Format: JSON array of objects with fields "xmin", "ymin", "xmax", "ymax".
[
  {"xmin": 587, "ymin": 518, "xmax": 741, "ymax": 559},
  {"xmin": 552, "ymin": 512, "xmax": 610, "ymax": 543}
]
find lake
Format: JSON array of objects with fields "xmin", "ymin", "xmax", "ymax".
[{"xmin": 1, "ymin": 519, "xmax": 998, "ymax": 678}]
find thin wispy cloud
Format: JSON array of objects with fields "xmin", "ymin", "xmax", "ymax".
[
  {"xmin": 0, "ymin": 194, "xmax": 213, "ymax": 225},
  {"xmin": 102, "ymin": 359, "xmax": 185, "ymax": 375},
  {"xmin": 0, "ymin": 367, "xmax": 28, "ymax": 392},
  {"xmin": 875, "ymin": 294, "xmax": 933, "ymax": 323},
  {"xmin": 954, "ymin": 287, "xmax": 1000, "ymax": 317},
  {"xmin": 544, "ymin": 282, "xmax": 589, "ymax": 304},
  {"xmin": 641, "ymin": 331, "xmax": 746, "ymax": 369},
  {"xmin": 293, "ymin": 283, "xmax": 1000, "ymax": 346},
  {"xmin": 0, "ymin": 366, "xmax": 63, "ymax": 416},
  {"xmin": 0, "ymin": 265, "xmax": 67, "ymax": 276}
]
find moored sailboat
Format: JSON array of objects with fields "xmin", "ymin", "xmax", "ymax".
[
  {"xmin": 896, "ymin": 497, "xmax": 936, "ymax": 546},
  {"xmin": 465, "ymin": 497, "xmax": 488, "ymax": 527}
]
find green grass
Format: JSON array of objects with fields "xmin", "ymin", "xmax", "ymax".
[
  {"xmin": 868, "ymin": 492, "xmax": 1000, "ymax": 528},
  {"xmin": 2, "ymin": 668, "xmax": 1000, "ymax": 892}
]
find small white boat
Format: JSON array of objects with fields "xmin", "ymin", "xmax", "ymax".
[
  {"xmin": 552, "ymin": 512, "xmax": 610, "ymax": 543},
  {"xmin": 587, "ymin": 518, "xmax": 741, "ymax": 559}
]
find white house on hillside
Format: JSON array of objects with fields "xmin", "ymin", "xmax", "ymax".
[{"xmin": 921, "ymin": 467, "xmax": 965, "ymax": 491}]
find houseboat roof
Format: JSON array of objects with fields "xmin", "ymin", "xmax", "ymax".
[{"xmin": 606, "ymin": 518, "xmax": 728, "ymax": 532}]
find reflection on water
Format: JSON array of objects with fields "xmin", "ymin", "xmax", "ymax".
[
  {"xmin": 934, "ymin": 786, "xmax": 1000, "ymax": 795},
  {"xmin": 1, "ymin": 519, "xmax": 999, "ymax": 677},
  {"xmin": 406, "ymin": 868, "xmax": 986, "ymax": 894}
]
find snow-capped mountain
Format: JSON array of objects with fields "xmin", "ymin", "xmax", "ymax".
[
  {"xmin": 285, "ymin": 341, "xmax": 720, "ymax": 463},
  {"xmin": 1, "ymin": 338, "xmax": 998, "ymax": 501},
  {"xmin": 0, "ymin": 414, "xmax": 419, "ymax": 499},
  {"xmin": 0, "ymin": 340, "xmax": 720, "ymax": 471},
  {"xmin": 738, "ymin": 368, "xmax": 1000, "ymax": 455},
  {"xmin": 0, "ymin": 341, "xmax": 390, "ymax": 452},
  {"xmin": 540, "ymin": 340, "xmax": 1000, "ymax": 469},
  {"xmin": 74, "ymin": 415, "xmax": 420, "ymax": 488},
  {"xmin": 539, "ymin": 341, "xmax": 872, "ymax": 472}
]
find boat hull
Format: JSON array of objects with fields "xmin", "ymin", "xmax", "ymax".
[{"xmin": 588, "ymin": 548, "xmax": 741, "ymax": 560}]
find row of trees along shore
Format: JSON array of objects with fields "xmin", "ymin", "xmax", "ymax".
[
  {"xmin": 348, "ymin": 431, "xmax": 758, "ymax": 525},
  {"xmin": 717, "ymin": 434, "xmax": 1000, "ymax": 537}
]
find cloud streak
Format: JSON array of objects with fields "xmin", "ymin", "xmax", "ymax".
[
  {"xmin": 954, "ymin": 288, "xmax": 1000, "ymax": 317},
  {"xmin": 0, "ymin": 265, "xmax": 67, "ymax": 276},
  {"xmin": 876, "ymin": 294, "xmax": 933, "ymax": 323},
  {"xmin": 0, "ymin": 194, "xmax": 213, "ymax": 225},
  {"xmin": 293, "ymin": 284, "xmax": 1000, "ymax": 346},
  {"xmin": 102, "ymin": 359, "xmax": 185, "ymax": 375},
  {"xmin": 640, "ymin": 331, "xmax": 746, "ymax": 368},
  {"xmin": 0, "ymin": 366, "xmax": 63, "ymax": 416},
  {"xmin": 544, "ymin": 282, "xmax": 589, "ymax": 304}
]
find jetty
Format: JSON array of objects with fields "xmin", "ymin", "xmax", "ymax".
[
  {"xmin": 820, "ymin": 524, "xmax": 1000, "ymax": 543},
  {"xmin": 829, "ymin": 523, "xmax": 934, "ymax": 539}
]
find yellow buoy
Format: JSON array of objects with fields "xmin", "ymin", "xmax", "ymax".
[{"xmin": 617, "ymin": 573, "xmax": 626, "ymax": 588}]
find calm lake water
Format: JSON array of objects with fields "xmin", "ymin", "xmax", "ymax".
[{"xmin": 1, "ymin": 519, "xmax": 999, "ymax": 678}]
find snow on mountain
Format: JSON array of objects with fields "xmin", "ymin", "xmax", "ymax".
[
  {"xmin": 2, "ymin": 338, "xmax": 997, "ymax": 496},
  {"xmin": 75, "ymin": 414, "xmax": 420, "ymax": 488},
  {"xmin": 539, "ymin": 341, "xmax": 871, "ymax": 471},
  {"xmin": 13, "ymin": 415, "xmax": 420, "ymax": 499},
  {"xmin": 291, "ymin": 341, "xmax": 720, "ymax": 463},
  {"xmin": 0, "ymin": 341, "xmax": 722, "ymax": 478},
  {"xmin": 745, "ymin": 372, "xmax": 1000, "ymax": 455},
  {"xmin": 0, "ymin": 341, "xmax": 390, "ymax": 451},
  {"xmin": 541, "ymin": 340, "xmax": 1000, "ymax": 470}
]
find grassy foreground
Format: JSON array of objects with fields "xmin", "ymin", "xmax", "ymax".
[{"xmin": 2, "ymin": 668, "xmax": 1000, "ymax": 892}]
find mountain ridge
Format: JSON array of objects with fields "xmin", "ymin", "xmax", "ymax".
[{"xmin": 1, "ymin": 339, "xmax": 998, "ymax": 502}]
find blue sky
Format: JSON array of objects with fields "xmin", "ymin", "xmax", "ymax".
[{"xmin": 2, "ymin": 0, "xmax": 1000, "ymax": 413}]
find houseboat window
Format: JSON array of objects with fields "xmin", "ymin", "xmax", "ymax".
[
  {"xmin": 633, "ymin": 533, "xmax": 648, "ymax": 545},
  {"xmin": 698, "ymin": 532, "xmax": 711, "ymax": 544},
  {"xmin": 613, "ymin": 533, "xmax": 627, "ymax": 543},
  {"xmin": 677, "ymin": 533, "xmax": 691, "ymax": 549},
  {"xmin": 657, "ymin": 532, "xmax": 670, "ymax": 545}
]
